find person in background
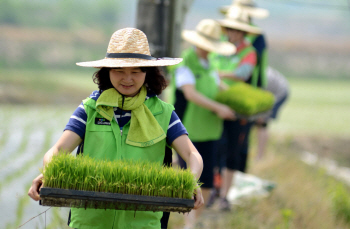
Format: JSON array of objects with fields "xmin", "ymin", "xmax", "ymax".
[
  {"xmin": 209, "ymin": 7, "xmax": 262, "ymax": 211},
  {"xmin": 221, "ymin": 1, "xmax": 290, "ymax": 162},
  {"xmin": 255, "ymin": 67, "xmax": 289, "ymax": 160},
  {"xmin": 219, "ymin": 0, "xmax": 270, "ymax": 89},
  {"xmin": 172, "ymin": 19, "xmax": 236, "ymax": 228},
  {"xmin": 28, "ymin": 27, "xmax": 204, "ymax": 229}
]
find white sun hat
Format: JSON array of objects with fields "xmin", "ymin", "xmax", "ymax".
[
  {"xmin": 220, "ymin": 0, "xmax": 269, "ymax": 19},
  {"xmin": 181, "ymin": 19, "xmax": 236, "ymax": 56},
  {"xmin": 218, "ymin": 7, "xmax": 262, "ymax": 34},
  {"xmin": 76, "ymin": 28, "xmax": 182, "ymax": 68}
]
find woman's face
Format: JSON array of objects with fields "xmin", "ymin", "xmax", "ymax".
[
  {"xmin": 225, "ymin": 28, "xmax": 245, "ymax": 45},
  {"xmin": 109, "ymin": 67, "xmax": 146, "ymax": 97},
  {"xmin": 195, "ymin": 47, "xmax": 209, "ymax": 60}
]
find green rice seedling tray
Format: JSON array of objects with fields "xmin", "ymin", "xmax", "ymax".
[
  {"xmin": 41, "ymin": 154, "xmax": 199, "ymax": 213},
  {"xmin": 215, "ymin": 81, "xmax": 275, "ymax": 117},
  {"xmin": 40, "ymin": 187, "xmax": 194, "ymax": 213}
]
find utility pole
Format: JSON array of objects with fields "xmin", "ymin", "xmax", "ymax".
[
  {"xmin": 167, "ymin": 0, "xmax": 194, "ymax": 58},
  {"xmin": 135, "ymin": 0, "xmax": 194, "ymax": 58}
]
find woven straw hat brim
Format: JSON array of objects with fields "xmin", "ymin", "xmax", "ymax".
[
  {"xmin": 218, "ymin": 19, "xmax": 262, "ymax": 34},
  {"xmin": 76, "ymin": 57, "xmax": 183, "ymax": 68},
  {"xmin": 219, "ymin": 5, "xmax": 269, "ymax": 18},
  {"xmin": 182, "ymin": 30, "xmax": 236, "ymax": 56}
]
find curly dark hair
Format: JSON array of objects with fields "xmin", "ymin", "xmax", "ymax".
[{"xmin": 92, "ymin": 67, "xmax": 168, "ymax": 95}]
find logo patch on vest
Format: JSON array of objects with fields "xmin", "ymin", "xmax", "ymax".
[{"xmin": 95, "ymin": 118, "xmax": 111, "ymax": 126}]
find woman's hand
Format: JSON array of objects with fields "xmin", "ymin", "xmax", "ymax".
[
  {"xmin": 218, "ymin": 71, "xmax": 226, "ymax": 79},
  {"xmin": 214, "ymin": 104, "xmax": 236, "ymax": 120},
  {"xmin": 193, "ymin": 187, "xmax": 204, "ymax": 210},
  {"xmin": 28, "ymin": 174, "xmax": 44, "ymax": 201},
  {"xmin": 218, "ymin": 71, "xmax": 233, "ymax": 79},
  {"xmin": 171, "ymin": 135, "xmax": 204, "ymax": 209},
  {"xmin": 28, "ymin": 130, "xmax": 82, "ymax": 201}
]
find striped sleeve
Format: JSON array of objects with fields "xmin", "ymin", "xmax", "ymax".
[
  {"xmin": 166, "ymin": 111, "xmax": 188, "ymax": 146},
  {"xmin": 234, "ymin": 51, "xmax": 257, "ymax": 80},
  {"xmin": 64, "ymin": 103, "xmax": 87, "ymax": 139},
  {"xmin": 234, "ymin": 63, "xmax": 255, "ymax": 80}
]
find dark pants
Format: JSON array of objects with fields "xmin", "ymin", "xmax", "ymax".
[
  {"xmin": 217, "ymin": 120, "xmax": 253, "ymax": 172},
  {"xmin": 178, "ymin": 140, "xmax": 218, "ymax": 188}
]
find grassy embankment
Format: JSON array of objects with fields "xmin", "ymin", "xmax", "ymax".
[
  {"xmin": 169, "ymin": 77, "xmax": 350, "ymax": 229},
  {"xmin": 1, "ymin": 69, "xmax": 350, "ymax": 228}
]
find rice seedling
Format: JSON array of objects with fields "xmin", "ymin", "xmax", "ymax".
[
  {"xmin": 42, "ymin": 153, "xmax": 199, "ymax": 200},
  {"xmin": 215, "ymin": 81, "xmax": 275, "ymax": 116},
  {"xmin": 14, "ymin": 183, "xmax": 32, "ymax": 228}
]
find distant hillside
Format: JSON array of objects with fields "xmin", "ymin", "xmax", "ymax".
[
  {"xmin": 1, "ymin": 0, "xmax": 349, "ymax": 78},
  {"xmin": 0, "ymin": 0, "xmax": 120, "ymax": 69},
  {"xmin": 0, "ymin": 26, "xmax": 108, "ymax": 69}
]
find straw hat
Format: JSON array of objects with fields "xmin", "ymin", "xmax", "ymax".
[
  {"xmin": 76, "ymin": 28, "xmax": 182, "ymax": 68},
  {"xmin": 218, "ymin": 7, "xmax": 262, "ymax": 34},
  {"xmin": 181, "ymin": 19, "xmax": 236, "ymax": 56},
  {"xmin": 220, "ymin": 0, "xmax": 269, "ymax": 19}
]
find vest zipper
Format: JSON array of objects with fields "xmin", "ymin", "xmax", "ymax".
[{"xmin": 120, "ymin": 129, "xmax": 123, "ymax": 136}]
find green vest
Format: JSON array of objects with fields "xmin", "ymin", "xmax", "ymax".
[
  {"xmin": 69, "ymin": 96, "xmax": 174, "ymax": 229},
  {"xmin": 245, "ymin": 33, "xmax": 268, "ymax": 88},
  {"xmin": 209, "ymin": 45, "xmax": 257, "ymax": 87},
  {"xmin": 173, "ymin": 48, "xmax": 223, "ymax": 142}
]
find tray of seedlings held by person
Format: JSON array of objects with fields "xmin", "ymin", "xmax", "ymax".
[
  {"xmin": 215, "ymin": 81, "xmax": 275, "ymax": 121},
  {"xmin": 39, "ymin": 154, "xmax": 199, "ymax": 213}
]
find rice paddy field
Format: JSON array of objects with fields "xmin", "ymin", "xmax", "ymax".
[
  {"xmin": 0, "ymin": 104, "xmax": 76, "ymax": 229},
  {"xmin": 1, "ymin": 70, "xmax": 350, "ymax": 228}
]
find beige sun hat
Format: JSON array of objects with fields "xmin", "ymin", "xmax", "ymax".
[
  {"xmin": 76, "ymin": 28, "xmax": 182, "ymax": 68},
  {"xmin": 218, "ymin": 7, "xmax": 262, "ymax": 34},
  {"xmin": 181, "ymin": 19, "xmax": 236, "ymax": 56},
  {"xmin": 220, "ymin": 0, "xmax": 269, "ymax": 19}
]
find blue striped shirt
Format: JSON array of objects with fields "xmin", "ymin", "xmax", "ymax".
[{"xmin": 64, "ymin": 90, "xmax": 188, "ymax": 146}]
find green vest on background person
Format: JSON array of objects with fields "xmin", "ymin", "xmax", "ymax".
[
  {"xmin": 172, "ymin": 47, "xmax": 223, "ymax": 142},
  {"xmin": 69, "ymin": 96, "xmax": 173, "ymax": 229},
  {"xmin": 209, "ymin": 44, "xmax": 256, "ymax": 86}
]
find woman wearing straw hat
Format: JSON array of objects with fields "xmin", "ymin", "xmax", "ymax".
[
  {"xmin": 220, "ymin": 0, "xmax": 270, "ymax": 89},
  {"xmin": 171, "ymin": 19, "xmax": 236, "ymax": 228},
  {"xmin": 28, "ymin": 28, "xmax": 204, "ymax": 229},
  {"xmin": 222, "ymin": 1, "xmax": 289, "ymax": 164},
  {"xmin": 208, "ymin": 7, "xmax": 263, "ymax": 211}
]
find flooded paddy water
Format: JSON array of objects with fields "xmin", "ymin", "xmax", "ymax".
[{"xmin": 0, "ymin": 105, "xmax": 75, "ymax": 229}]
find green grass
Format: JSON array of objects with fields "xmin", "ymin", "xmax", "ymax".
[
  {"xmin": 43, "ymin": 153, "xmax": 199, "ymax": 199},
  {"xmin": 270, "ymin": 78, "xmax": 350, "ymax": 138},
  {"xmin": 330, "ymin": 183, "xmax": 350, "ymax": 223}
]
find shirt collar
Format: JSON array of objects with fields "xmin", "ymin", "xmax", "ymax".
[{"xmin": 90, "ymin": 90, "xmax": 156, "ymax": 101}]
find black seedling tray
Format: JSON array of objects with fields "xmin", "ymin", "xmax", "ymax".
[
  {"xmin": 39, "ymin": 187, "xmax": 194, "ymax": 213},
  {"xmin": 236, "ymin": 110, "xmax": 272, "ymax": 121}
]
